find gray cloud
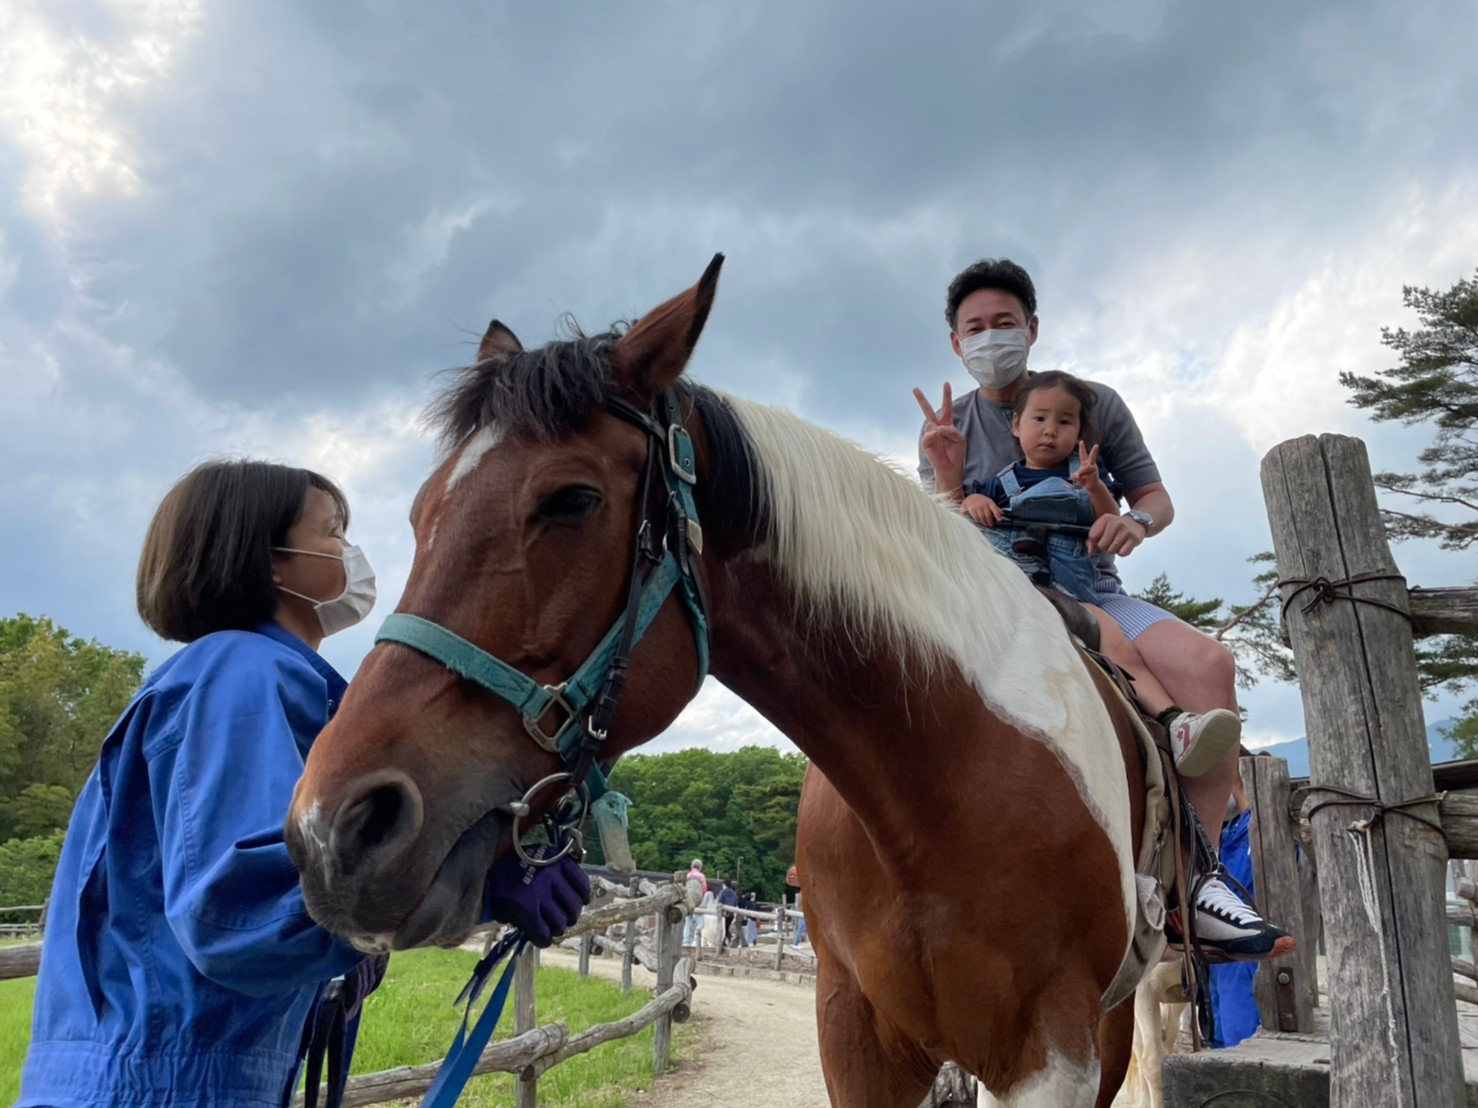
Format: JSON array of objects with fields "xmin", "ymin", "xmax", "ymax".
[{"xmin": 2, "ymin": 0, "xmax": 1476, "ymax": 741}]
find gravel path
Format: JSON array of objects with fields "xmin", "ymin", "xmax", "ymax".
[
  {"xmin": 543, "ymin": 947, "xmax": 1158, "ymax": 1106},
  {"xmin": 541, "ymin": 947, "xmax": 830, "ymax": 1106}
]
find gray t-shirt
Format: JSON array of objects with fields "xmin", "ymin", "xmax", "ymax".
[{"xmin": 916, "ymin": 376, "xmax": 1162, "ymax": 581}]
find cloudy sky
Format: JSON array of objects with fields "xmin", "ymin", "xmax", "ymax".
[{"xmin": 3, "ymin": 0, "xmax": 1475, "ymax": 754}]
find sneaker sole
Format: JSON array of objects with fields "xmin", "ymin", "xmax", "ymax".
[
  {"xmin": 1165, "ymin": 933, "xmax": 1298, "ymax": 963},
  {"xmin": 1175, "ymin": 710, "xmax": 1243, "ymax": 778}
]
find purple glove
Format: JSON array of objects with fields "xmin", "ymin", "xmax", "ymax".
[
  {"xmin": 482, "ymin": 850, "xmax": 591, "ymax": 947},
  {"xmin": 343, "ymin": 953, "xmax": 388, "ymax": 1020}
]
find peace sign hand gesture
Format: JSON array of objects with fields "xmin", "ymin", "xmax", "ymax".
[
  {"xmin": 912, "ymin": 383, "xmax": 967, "ymax": 487},
  {"xmin": 1071, "ymin": 442, "xmax": 1104, "ymax": 493}
]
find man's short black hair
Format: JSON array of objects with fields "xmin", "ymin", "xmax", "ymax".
[
  {"xmin": 945, "ymin": 258, "xmax": 1038, "ymax": 331},
  {"xmin": 137, "ymin": 459, "xmax": 349, "ymax": 643}
]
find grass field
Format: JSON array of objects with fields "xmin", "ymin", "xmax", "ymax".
[{"xmin": 1, "ymin": 947, "xmax": 691, "ymax": 1107}]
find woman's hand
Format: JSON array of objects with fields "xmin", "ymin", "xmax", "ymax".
[
  {"xmin": 962, "ymin": 494, "xmax": 1003, "ymax": 527},
  {"xmin": 912, "ymin": 383, "xmax": 967, "ymax": 485}
]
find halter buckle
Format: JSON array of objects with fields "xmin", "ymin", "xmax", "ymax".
[
  {"xmin": 667, "ymin": 424, "xmax": 697, "ymax": 485},
  {"xmin": 523, "ymin": 683, "xmax": 579, "ymax": 753}
]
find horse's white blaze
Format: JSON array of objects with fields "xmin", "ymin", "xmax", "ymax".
[
  {"xmin": 297, "ymin": 800, "xmax": 333, "ymax": 886},
  {"xmin": 727, "ymin": 394, "xmax": 1136, "ymax": 943},
  {"xmin": 446, "ymin": 423, "xmax": 504, "ymax": 490}
]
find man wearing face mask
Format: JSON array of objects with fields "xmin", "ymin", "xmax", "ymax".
[
  {"xmin": 914, "ymin": 259, "xmax": 1290, "ymax": 963},
  {"xmin": 20, "ymin": 459, "xmax": 589, "ymax": 1108}
]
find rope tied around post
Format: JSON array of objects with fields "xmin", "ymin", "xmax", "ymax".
[
  {"xmin": 1297, "ymin": 784, "xmax": 1447, "ymax": 839},
  {"xmin": 1276, "ymin": 571, "xmax": 1414, "ymax": 625}
]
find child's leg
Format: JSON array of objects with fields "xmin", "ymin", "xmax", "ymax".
[{"xmin": 1087, "ymin": 607, "xmax": 1175, "ymax": 716}]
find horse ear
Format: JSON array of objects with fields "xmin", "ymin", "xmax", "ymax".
[
  {"xmin": 610, "ymin": 253, "xmax": 724, "ymax": 396},
  {"xmin": 478, "ymin": 320, "xmax": 523, "ymax": 362}
]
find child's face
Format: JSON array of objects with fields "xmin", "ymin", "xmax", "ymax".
[{"xmin": 1011, "ymin": 385, "xmax": 1082, "ymax": 467}]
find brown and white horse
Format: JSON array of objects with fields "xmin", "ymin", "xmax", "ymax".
[{"xmin": 285, "ymin": 257, "xmax": 1149, "ymax": 1106}]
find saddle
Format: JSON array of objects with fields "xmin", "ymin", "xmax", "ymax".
[{"xmin": 1033, "ymin": 588, "xmax": 1195, "ymax": 1015}]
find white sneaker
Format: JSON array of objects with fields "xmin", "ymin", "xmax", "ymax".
[
  {"xmin": 1167, "ymin": 877, "xmax": 1295, "ymax": 962},
  {"xmin": 1168, "ymin": 708, "xmax": 1241, "ymax": 778}
]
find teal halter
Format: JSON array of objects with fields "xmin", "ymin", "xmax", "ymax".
[{"xmin": 374, "ymin": 391, "xmax": 710, "ymax": 858}]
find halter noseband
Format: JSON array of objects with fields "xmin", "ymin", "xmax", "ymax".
[{"xmin": 374, "ymin": 390, "xmax": 710, "ymax": 865}]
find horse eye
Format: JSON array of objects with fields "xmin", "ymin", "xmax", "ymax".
[{"xmin": 536, "ymin": 486, "xmax": 602, "ymax": 520}]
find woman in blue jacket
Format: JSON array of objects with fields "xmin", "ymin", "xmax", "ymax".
[{"xmin": 19, "ymin": 460, "xmax": 590, "ymax": 1108}]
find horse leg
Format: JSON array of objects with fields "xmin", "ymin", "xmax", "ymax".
[
  {"xmin": 1094, "ymin": 998, "xmax": 1136, "ymax": 1108},
  {"xmin": 814, "ymin": 952, "xmax": 935, "ymax": 1107}
]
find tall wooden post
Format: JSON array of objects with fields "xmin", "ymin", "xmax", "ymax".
[
  {"xmin": 1261, "ymin": 434, "xmax": 1462, "ymax": 1107},
  {"xmin": 1242, "ymin": 754, "xmax": 1316, "ymax": 1031},
  {"xmin": 513, "ymin": 944, "xmax": 539, "ymax": 1108}
]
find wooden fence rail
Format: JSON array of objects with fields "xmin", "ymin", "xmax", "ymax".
[{"xmin": 0, "ymin": 875, "xmax": 702, "ymax": 1108}]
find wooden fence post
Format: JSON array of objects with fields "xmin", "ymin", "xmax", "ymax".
[
  {"xmin": 622, "ymin": 919, "xmax": 637, "ymax": 992},
  {"xmin": 578, "ymin": 931, "xmax": 593, "ymax": 977},
  {"xmin": 514, "ymin": 944, "xmax": 539, "ymax": 1108},
  {"xmin": 1261, "ymin": 433, "xmax": 1463, "ymax": 1107},
  {"xmin": 1242, "ymin": 754, "xmax": 1316, "ymax": 1032},
  {"xmin": 653, "ymin": 905, "xmax": 681, "ymax": 1074},
  {"xmin": 774, "ymin": 904, "xmax": 786, "ymax": 971}
]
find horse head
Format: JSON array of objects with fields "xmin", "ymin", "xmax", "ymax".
[{"xmin": 285, "ymin": 256, "xmax": 733, "ymax": 951}]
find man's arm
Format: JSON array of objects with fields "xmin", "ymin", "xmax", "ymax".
[{"xmin": 1124, "ymin": 481, "xmax": 1175, "ymax": 535}]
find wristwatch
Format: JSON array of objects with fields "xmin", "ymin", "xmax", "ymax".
[{"xmin": 1125, "ymin": 508, "xmax": 1155, "ymax": 534}]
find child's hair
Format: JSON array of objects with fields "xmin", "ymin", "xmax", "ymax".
[
  {"xmin": 137, "ymin": 459, "xmax": 349, "ymax": 643},
  {"xmin": 1011, "ymin": 370, "xmax": 1097, "ymax": 440}
]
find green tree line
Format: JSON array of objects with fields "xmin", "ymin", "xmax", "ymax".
[
  {"xmin": 0, "ymin": 614, "xmax": 145, "ymax": 917},
  {"xmin": 591, "ymin": 745, "xmax": 808, "ymax": 902}
]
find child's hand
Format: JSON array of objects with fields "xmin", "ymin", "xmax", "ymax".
[
  {"xmin": 1072, "ymin": 442, "xmax": 1104, "ymax": 492},
  {"xmin": 962, "ymin": 494, "xmax": 1004, "ymax": 527}
]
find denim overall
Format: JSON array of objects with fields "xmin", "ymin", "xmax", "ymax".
[{"xmin": 986, "ymin": 456, "xmax": 1101, "ymax": 603}]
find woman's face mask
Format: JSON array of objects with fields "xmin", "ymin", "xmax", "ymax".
[
  {"xmin": 273, "ymin": 544, "xmax": 377, "ymax": 637},
  {"xmin": 960, "ymin": 328, "xmax": 1030, "ymax": 390}
]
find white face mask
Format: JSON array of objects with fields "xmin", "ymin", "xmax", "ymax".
[
  {"xmin": 960, "ymin": 328, "xmax": 1030, "ymax": 390},
  {"xmin": 273, "ymin": 544, "xmax": 377, "ymax": 637}
]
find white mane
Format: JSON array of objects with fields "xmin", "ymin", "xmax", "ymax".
[
  {"xmin": 724, "ymin": 392, "xmax": 1136, "ymax": 932},
  {"xmin": 724, "ymin": 393, "xmax": 1066, "ymax": 685}
]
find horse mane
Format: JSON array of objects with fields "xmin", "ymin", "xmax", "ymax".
[
  {"xmin": 425, "ymin": 322, "xmax": 1060, "ymax": 683},
  {"xmin": 427, "ymin": 319, "xmax": 625, "ymax": 451},
  {"xmin": 724, "ymin": 395, "xmax": 1060, "ymax": 682}
]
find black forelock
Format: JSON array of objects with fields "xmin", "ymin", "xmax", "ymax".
[
  {"xmin": 426, "ymin": 319, "xmax": 627, "ymax": 453},
  {"xmin": 424, "ymin": 318, "xmax": 769, "ymax": 547}
]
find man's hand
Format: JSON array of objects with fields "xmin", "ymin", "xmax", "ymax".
[
  {"xmin": 1071, "ymin": 442, "xmax": 1104, "ymax": 493},
  {"xmin": 961, "ymin": 493, "xmax": 1004, "ymax": 527},
  {"xmin": 482, "ymin": 849, "xmax": 592, "ymax": 947},
  {"xmin": 1087, "ymin": 513, "xmax": 1148, "ymax": 557},
  {"xmin": 913, "ymin": 383, "xmax": 967, "ymax": 487}
]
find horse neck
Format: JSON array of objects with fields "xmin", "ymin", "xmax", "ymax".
[{"xmin": 707, "ymin": 559, "xmax": 992, "ymax": 853}]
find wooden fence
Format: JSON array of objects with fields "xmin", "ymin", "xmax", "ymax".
[
  {"xmin": 1, "ymin": 876, "xmax": 703, "ymax": 1108},
  {"xmin": 1164, "ymin": 433, "xmax": 1478, "ymax": 1108}
]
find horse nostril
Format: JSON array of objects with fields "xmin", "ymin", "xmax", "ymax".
[{"xmin": 330, "ymin": 773, "xmax": 425, "ymax": 876}]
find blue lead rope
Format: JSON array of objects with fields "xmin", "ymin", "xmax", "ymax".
[{"xmin": 420, "ymin": 932, "xmax": 526, "ymax": 1108}]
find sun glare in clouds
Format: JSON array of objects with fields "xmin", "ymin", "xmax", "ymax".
[{"xmin": 0, "ymin": 0, "xmax": 203, "ymax": 228}]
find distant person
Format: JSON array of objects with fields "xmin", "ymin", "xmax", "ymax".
[
  {"xmin": 683, "ymin": 859, "xmax": 708, "ymax": 946},
  {"xmin": 786, "ymin": 864, "xmax": 808, "ymax": 947},
  {"xmin": 717, "ymin": 880, "xmax": 740, "ymax": 951}
]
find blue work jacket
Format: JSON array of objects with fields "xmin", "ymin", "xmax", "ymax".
[{"xmin": 19, "ymin": 623, "xmax": 363, "ymax": 1107}]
